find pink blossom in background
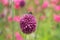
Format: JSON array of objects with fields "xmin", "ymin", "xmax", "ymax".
[
  {"xmin": 42, "ymin": 1, "xmax": 49, "ymax": 9},
  {"xmin": 27, "ymin": 6, "xmax": 34, "ymax": 12},
  {"xmin": 51, "ymin": 3, "xmax": 56, "ymax": 8},
  {"xmin": 40, "ymin": 15, "xmax": 46, "ymax": 21},
  {"xmin": 50, "ymin": 0, "xmax": 59, "ymax": 4},
  {"xmin": 0, "ymin": 0, "xmax": 1, "ymax": 3},
  {"xmin": 53, "ymin": 14, "xmax": 60, "ymax": 22},
  {"xmin": 36, "ymin": 6, "xmax": 41, "ymax": 12},
  {"xmin": 14, "ymin": 0, "xmax": 25, "ymax": 9},
  {"xmin": 13, "ymin": 16, "xmax": 20, "ymax": 22},
  {"xmin": 2, "ymin": 0, "xmax": 9, "ymax": 6},
  {"xmin": 15, "ymin": 32, "xmax": 23, "ymax": 40},
  {"xmin": 8, "ymin": 16, "xmax": 12, "ymax": 22},
  {"xmin": 7, "ymin": 34, "xmax": 12, "ymax": 39},
  {"xmin": 54, "ymin": 5, "xmax": 60, "ymax": 11},
  {"xmin": 50, "ymin": 0, "xmax": 59, "ymax": 7},
  {"xmin": 14, "ymin": 4, "xmax": 21, "ymax": 9},
  {"xmin": 34, "ymin": 0, "xmax": 40, "ymax": 5},
  {"xmin": 14, "ymin": 0, "xmax": 21, "ymax": 9}
]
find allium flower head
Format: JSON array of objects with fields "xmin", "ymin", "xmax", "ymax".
[
  {"xmin": 20, "ymin": 14, "xmax": 36, "ymax": 34},
  {"xmin": 19, "ymin": 0, "xmax": 25, "ymax": 7}
]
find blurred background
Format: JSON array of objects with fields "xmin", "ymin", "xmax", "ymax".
[{"xmin": 0, "ymin": 0, "xmax": 60, "ymax": 40}]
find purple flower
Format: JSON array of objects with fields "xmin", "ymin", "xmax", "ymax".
[
  {"xmin": 20, "ymin": 14, "xmax": 36, "ymax": 34},
  {"xmin": 19, "ymin": 0, "xmax": 25, "ymax": 7}
]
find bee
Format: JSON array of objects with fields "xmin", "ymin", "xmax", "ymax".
[{"xmin": 28, "ymin": 12, "xmax": 32, "ymax": 14}]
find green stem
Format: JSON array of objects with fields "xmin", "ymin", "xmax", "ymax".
[
  {"xmin": 11, "ymin": 0, "xmax": 15, "ymax": 40},
  {"xmin": 26, "ymin": 35, "xmax": 30, "ymax": 40}
]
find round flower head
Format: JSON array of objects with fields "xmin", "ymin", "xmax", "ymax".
[
  {"xmin": 20, "ymin": 14, "xmax": 36, "ymax": 34},
  {"xmin": 19, "ymin": 0, "xmax": 25, "ymax": 7}
]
